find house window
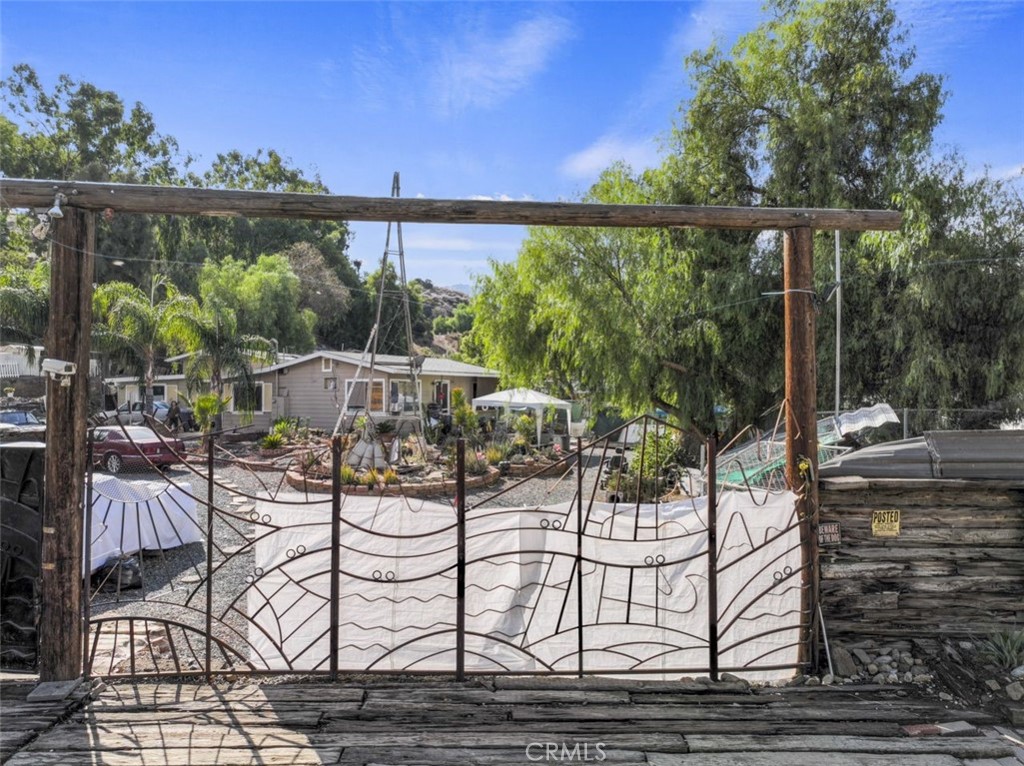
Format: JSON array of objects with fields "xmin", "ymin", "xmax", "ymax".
[
  {"xmin": 231, "ymin": 382, "xmax": 268, "ymax": 413},
  {"xmin": 345, "ymin": 379, "xmax": 385, "ymax": 413},
  {"xmin": 324, "ymin": 378, "xmax": 337, "ymax": 391},
  {"xmin": 392, "ymin": 380, "xmax": 420, "ymax": 413},
  {"xmin": 151, "ymin": 384, "xmax": 166, "ymax": 403},
  {"xmin": 321, "ymin": 357, "xmax": 333, "ymax": 372}
]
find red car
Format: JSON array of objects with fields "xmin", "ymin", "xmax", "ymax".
[{"xmin": 92, "ymin": 426, "xmax": 185, "ymax": 473}]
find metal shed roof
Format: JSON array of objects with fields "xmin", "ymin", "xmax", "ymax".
[{"xmin": 819, "ymin": 430, "xmax": 1024, "ymax": 480}]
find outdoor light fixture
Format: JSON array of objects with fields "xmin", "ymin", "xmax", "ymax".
[
  {"xmin": 47, "ymin": 192, "xmax": 66, "ymax": 219},
  {"xmin": 569, "ymin": 422, "xmax": 586, "ymax": 438}
]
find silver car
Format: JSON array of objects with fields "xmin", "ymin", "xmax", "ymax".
[{"xmin": 101, "ymin": 401, "xmax": 195, "ymax": 431}]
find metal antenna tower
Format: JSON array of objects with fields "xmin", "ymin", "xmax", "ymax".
[{"xmin": 332, "ymin": 172, "xmax": 423, "ymax": 438}]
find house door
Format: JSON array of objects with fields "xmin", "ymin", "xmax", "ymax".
[{"xmin": 433, "ymin": 380, "xmax": 450, "ymax": 413}]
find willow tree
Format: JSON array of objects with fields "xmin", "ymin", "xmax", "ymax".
[{"xmin": 473, "ymin": 0, "xmax": 974, "ymax": 435}]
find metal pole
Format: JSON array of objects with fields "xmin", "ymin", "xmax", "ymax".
[
  {"xmin": 834, "ymin": 230, "xmax": 842, "ymax": 418},
  {"xmin": 82, "ymin": 431, "xmax": 94, "ymax": 678},
  {"xmin": 205, "ymin": 433, "xmax": 215, "ymax": 683},
  {"xmin": 456, "ymin": 437, "xmax": 466, "ymax": 682},
  {"xmin": 707, "ymin": 434, "xmax": 719, "ymax": 681},
  {"xmin": 576, "ymin": 436, "xmax": 584, "ymax": 678},
  {"xmin": 330, "ymin": 436, "xmax": 342, "ymax": 681}
]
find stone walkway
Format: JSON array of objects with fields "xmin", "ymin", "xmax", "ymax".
[{"xmin": 2, "ymin": 677, "xmax": 1023, "ymax": 765}]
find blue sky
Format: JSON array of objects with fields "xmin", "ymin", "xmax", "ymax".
[{"xmin": 2, "ymin": 1, "xmax": 1022, "ymax": 288}]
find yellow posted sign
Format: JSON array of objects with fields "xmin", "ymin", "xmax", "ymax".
[{"xmin": 871, "ymin": 509, "xmax": 900, "ymax": 537}]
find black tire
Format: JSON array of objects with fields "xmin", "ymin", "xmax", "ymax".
[{"xmin": 105, "ymin": 453, "xmax": 123, "ymax": 474}]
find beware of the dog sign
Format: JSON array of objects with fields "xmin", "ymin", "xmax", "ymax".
[{"xmin": 818, "ymin": 522, "xmax": 841, "ymax": 547}]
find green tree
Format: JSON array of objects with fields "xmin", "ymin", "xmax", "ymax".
[
  {"xmin": 173, "ymin": 299, "xmax": 276, "ymax": 431},
  {"xmin": 0, "ymin": 63, "xmax": 182, "ymax": 183},
  {"xmin": 2, "ymin": 65, "xmax": 359, "ymax": 317},
  {"xmin": 92, "ymin": 275, "xmax": 199, "ymax": 412},
  {"xmin": 0, "ymin": 215, "xmax": 50, "ymax": 351},
  {"xmin": 356, "ymin": 263, "xmax": 426, "ymax": 355},
  {"xmin": 282, "ymin": 242, "xmax": 352, "ymax": 348},
  {"xmin": 198, "ymin": 255, "xmax": 316, "ymax": 353},
  {"xmin": 473, "ymin": 0, "xmax": 1017, "ymax": 435},
  {"xmin": 672, "ymin": 0, "xmax": 943, "ymax": 209},
  {"xmin": 472, "ymin": 164, "xmax": 779, "ymax": 429},
  {"xmin": 432, "ymin": 303, "xmax": 475, "ymax": 335},
  {"xmin": 859, "ymin": 161, "xmax": 1024, "ymax": 413},
  {"xmin": 1, "ymin": 64, "xmax": 184, "ymax": 293},
  {"xmin": 174, "ymin": 148, "xmax": 352, "ymax": 269}
]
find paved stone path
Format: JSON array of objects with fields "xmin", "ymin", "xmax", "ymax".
[{"xmin": 2, "ymin": 677, "xmax": 1023, "ymax": 765}]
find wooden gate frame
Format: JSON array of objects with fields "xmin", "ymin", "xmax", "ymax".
[{"xmin": 0, "ymin": 177, "xmax": 901, "ymax": 680}]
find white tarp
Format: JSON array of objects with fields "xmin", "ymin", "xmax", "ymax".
[
  {"xmin": 249, "ymin": 490, "xmax": 801, "ymax": 679},
  {"xmin": 88, "ymin": 475, "xmax": 200, "ymax": 572}
]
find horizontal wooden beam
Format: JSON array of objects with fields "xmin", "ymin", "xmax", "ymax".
[{"xmin": 0, "ymin": 178, "xmax": 903, "ymax": 232}]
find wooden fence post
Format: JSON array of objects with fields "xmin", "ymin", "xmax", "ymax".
[
  {"xmin": 783, "ymin": 225, "xmax": 820, "ymax": 671},
  {"xmin": 39, "ymin": 207, "xmax": 93, "ymax": 682}
]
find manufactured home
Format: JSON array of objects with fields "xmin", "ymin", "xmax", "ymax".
[{"xmin": 106, "ymin": 351, "xmax": 500, "ymax": 433}]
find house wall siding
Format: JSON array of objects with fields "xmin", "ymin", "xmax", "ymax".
[
  {"xmin": 272, "ymin": 359, "xmax": 350, "ymax": 431},
  {"xmin": 258, "ymin": 361, "xmax": 500, "ymax": 432}
]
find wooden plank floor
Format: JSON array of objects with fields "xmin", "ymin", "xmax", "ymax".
[{"xmin": 2, "ymin": 677, "xmax": 1022, "ymax": 765}]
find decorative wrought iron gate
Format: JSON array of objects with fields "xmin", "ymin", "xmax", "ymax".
[{"xmin": 81, "ymin": 418, "xmax": 813, "ymax": 680}]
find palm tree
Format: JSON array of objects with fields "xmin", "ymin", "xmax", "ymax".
[
  {"xmin": 174, "ymin": 298, "xmax": 276, "ymax": 431},
  {"xmin": 0, "ymin": 282, "xmax": 48, "ymax": 360},
  {"xmin": 92, "ymin": 274, "xmax": 198, "ymax": 413}
]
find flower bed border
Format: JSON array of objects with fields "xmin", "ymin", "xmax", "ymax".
[
  {"xmin": 506, "ymin": 460, "xmax": 569, "ymax": 478},
  {"xmin": 284, "ymin": 465, "xmax": 502, "ymax": 497}
]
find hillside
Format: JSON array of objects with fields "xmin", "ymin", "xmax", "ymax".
[{"xmin": 412, "ymin": 279, "xmax": 470, "ymax": 329}]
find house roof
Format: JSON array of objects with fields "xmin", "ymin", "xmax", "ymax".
[
  {"xmin": 1, "ymin": 345, "xmax": 102, "ymax": 377},
  {"xmin": 107, "ymin": 350, "xmax": 499, "ymax": 385},
  {"xmin": 259, "ymin": 350, "xmax": 499, "ymax": 378}
]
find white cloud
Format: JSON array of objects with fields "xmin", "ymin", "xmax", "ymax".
[
  {"xmin": 971, "ymin": 161, "xmax": 1024, "ymax": 183},
  {"xmin": 632, "ymin": 2, "xmax": 760, "ymax": 112},
  {"xmin": 894, "ymin": 0, "xmax": 1019, "ymax": 69},
  {"xmin": 559, "ymin": 135, "xmax": 661, "ymax": 181},
  {"xmin": 431, "ymin": 13, "xmax": 574, "ymax": 116},
  {"xmin": 671, "ymin": 1, "xmax": 759, "ymax": 58},
  {"xmin": 469, "ymin": 194, "xmax": 512, "ymax": 202},
  {"xmin": 467, "ymin": 193, "xmax": 535, "ymax": 202}
]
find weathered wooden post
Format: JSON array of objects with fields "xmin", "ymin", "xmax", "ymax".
[
  {"xmin": 39, "ymin": 206, "xmax": 94, "ymax": 682},
  {"xmin": 783, "ymin": 226, "xmax": 820, "ymax": 670}
]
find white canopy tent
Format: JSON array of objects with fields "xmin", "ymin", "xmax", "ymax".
[{"xmin": 472, "ymin": 387, "xmax": 572, "ymax": 445}]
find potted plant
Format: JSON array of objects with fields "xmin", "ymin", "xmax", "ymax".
[{"xmin": 376, "ymin": 419, "xmax": 396, "ymax": 446}]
